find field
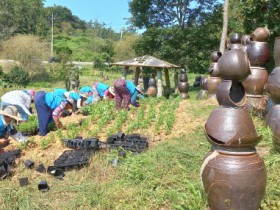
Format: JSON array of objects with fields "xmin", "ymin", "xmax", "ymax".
[{"xmin": 0, "ymin": 71, "xmax": 280, "ymax": 210}]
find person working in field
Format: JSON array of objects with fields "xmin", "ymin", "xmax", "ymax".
[
  {"xmin": 34, "ymin": 91, "xmax": 76, "ymax": 136},
  {"xmin": 113, "ymin": 79, "xmax": 144, "ymax": 110},
  {"xmin": 53, "ymin": 88, "xmax": 87, "ymax": 109},
  {"xmin": 1, "ymin": 89, "xmax": 35, "ymax": 121},
  {"xmin": 0, "ymin": 106, "xmax": 28, "ymax": 147},
  {"xmin": 79, "ymin": 86, "xmax": 95, "ymax": 105},
  {"xmin": 91, "ymin": 82, "xmax": 115, "ymax": 101}
]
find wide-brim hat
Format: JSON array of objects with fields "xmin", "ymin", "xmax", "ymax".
[
  {"xmin": 136, "ymin": 85, "xmax": 144, "ymax": 94},
  {"xmin": 108, "ymin": 87, "xmax": 115, "ymax": 96},
  {"xmin": 0, "ymin": 105, "xmax": 23, "ymax": 121},
  {"xmin": 67, "ymin": 99, "xmax": 77, "ymax": 112},
  {"xmin": 80, "ymin": 93, "xmax": 89, "ymax": 99}
]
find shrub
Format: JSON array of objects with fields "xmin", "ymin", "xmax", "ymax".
[{"xmin": 5, "ymin": 66, "xmax": 30, "ymax": 87}]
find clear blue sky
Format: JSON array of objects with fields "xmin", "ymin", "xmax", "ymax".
[{"xmin": 44, "ymin": 0, "xmax": 131, "ymax": 32}]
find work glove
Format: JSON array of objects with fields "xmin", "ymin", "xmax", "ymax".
[{"xmin": 10, "ymin": 132, "xmax": 29, "ymax": 143}]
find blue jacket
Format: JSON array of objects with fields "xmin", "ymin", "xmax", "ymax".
[
  {"xmin": 126, "ymin": 80, "xmax": 137, "ymax": 95},
  {"xmin": 0, "ymin": 116, "xmax": 12, "ymax": 138},
  {"xmin": 45, "ymin": 92, "xmax": 67, "ymax": 110},
  {"xmin": 96, "ymin": 83, "xmax": 109, "ymax": 97},
  {"xmin": 80, "ymin": 86, "xmax": 92, "ymax": 93},
  {"xmin": 53, "ymin": 88, "xmax": 67, "ymax": 97}
]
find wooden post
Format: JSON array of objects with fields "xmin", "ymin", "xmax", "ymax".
[
  {"xmin": 164, "ymin": 68, "xmax": 170, "ymax": 96},
  {"xmin": 157, "ymin": 68, "xmax": 163, "ymax": 97},
  {"xmin": 122, "ymin": 66, "xmax": 129, "ymax": 79},
  {"xmin": 134, "ymin": 66, "xmax": 141, "ymax": 86},
  {"xmin": 174, "ymin": 69, "xmax": 179, "ymax": 94}
]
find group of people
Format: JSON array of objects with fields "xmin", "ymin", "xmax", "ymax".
[{"xmin": 0, "ymin": 79, "xmax": 144, "ymax": 148}]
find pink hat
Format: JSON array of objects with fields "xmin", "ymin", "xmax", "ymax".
[{"xmin": 28, "ymin": 89, "xmax": 36, "ymax": 97}]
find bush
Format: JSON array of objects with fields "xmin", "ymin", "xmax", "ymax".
[{"xmin": 5, "ymin": 66, "xmax": 30, "ymax": 87}]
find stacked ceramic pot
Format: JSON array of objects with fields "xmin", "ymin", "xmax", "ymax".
[
  {"xmin": 242, "ymin": 27, "xmax": 270, "ymax": 112},
  {"xmin": 178, "ymin": 69, "xmax": 190, "ymax": 99},
  {"xmin": 201, "ymin": 48, "xmax": 267, "ymax": 210},
  {"xmin": 196, "ymin": 77, "xmax": 208, "ymax": 100},
  {"xmin": 207, "ymin": 51, "xmax": 222, "ymax": 98},
  {"xmin": 265, "ymin": 36, "xmax": 280, "ymax": 152},
  {"xmin": 147, "ymin": 73, "xmax": 157, "ymax": 97}
]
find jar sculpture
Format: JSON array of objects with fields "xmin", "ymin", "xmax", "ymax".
[
  {"xmin": 147, "ymin": 73, "xmax": 157, "ymax": 97},
  {"xmin": 201, "ymin": 32, "xmax": 266, "ymax": 210},
  {"xmin": 178, "ymin": 69, "xmax": 189, "ymax": 99}
]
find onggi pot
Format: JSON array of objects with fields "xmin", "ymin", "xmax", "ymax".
[
  {"xmin": 242, "ymin": 66, "xmax": 268, "ymax": 95},
  {"xmin": 251, "ymin": 26, "xmax": 270, "ymax": 42},
  {"xmin": 205, "ymin": 107, "xmax": 261, "ymax": 149},
  {"xmin": 218, "ymin": 49, "xmax": 250, "ymax": 81},
  {"xmin": 216, "ymin": 80, "xmax": 246, "ymax": 107},
  {"xmin": 201, "ymin": 149, "xmax": 267, "ymax": 210},
  {"xmin": 266, "ymin": 67, "xmax": 280, "ymax": 103},
  {"xmin": 266, "ymin": 104, "xmax": 280, "ymax": 129},
  {"xmin": 247, "ymin": 41, "xmax": 270, "ymax": 67},
  {"xmin": 207, "ymin": 76, "xmax": 221, "ymax": 97},
  {"xmin": 273, "ymin": 37, "xmax": 280, "ymax": 67}
]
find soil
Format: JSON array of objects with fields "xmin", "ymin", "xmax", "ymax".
[{"xmin": 1, "ymin": 97, "xmax": 270, "ymax": 178}]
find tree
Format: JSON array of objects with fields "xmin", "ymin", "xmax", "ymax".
[
  {"xmin": 129, "ymin": 0, "xmax": 220, "ymax": 29},
  {"xmin": 220, "ymin": 0, "xmax": 229, "ymax": 53}
]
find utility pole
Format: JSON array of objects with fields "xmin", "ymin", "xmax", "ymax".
[{"xmin": 51, "ymin": 12, "xmax": 54, "ymax": 58}]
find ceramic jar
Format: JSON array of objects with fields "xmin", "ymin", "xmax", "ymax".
[
  {"xmin": 218, "ymin": 49, "xmax": 250, "ymax": 81},
  {"xmin": 266, "ymin": 67, "xmax": 280, "ymax": 103},
  {"xmin": 205, "ymin": 107, "xmax": 261, "ymax": 149},
  {"xmin": 242, "ymin": 66, "xmax": 268, "ymax": 95},
  {"xmin": 273, "ymin": 37, "xmax": 280, "ymax": 67},
  {"xmin": 229, "ymin": 33, "xmax": 242, "ymax": 44},
  {"xmin": 251, "ymin": 27, "xmax": 270, "ymax": 42},
  {"xmin": 272, "ymin": 123, "xmax": 280, "ymax": 152},
  {"xmin": 247, "ymin": 41, "xmax": 270, "ymax": 67},
  {"xmin": 208, "ymin": 62, "xmax": 220, "ymax": 77},
  {"xmin": 201, "ymin": 149, "xmax": 267, "ymax": 210},
  {"xmin": 210, "ymin": 51, "xmax": 222, "ymax": 62},
  {"xmin": 266, "ymin": 104, "xmax": 280, "ymax": 129},
  {"xmin": 216, "ymin": 80, "xmax": 246, "ymax": 107},
  {"xmin": 207, "ymin": 76, "xmax": 222, "ymax": 97}
]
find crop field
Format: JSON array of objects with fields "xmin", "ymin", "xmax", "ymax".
[{"xmin": 0, "ymin": 74, "xmax": 280, "ymax": 210}]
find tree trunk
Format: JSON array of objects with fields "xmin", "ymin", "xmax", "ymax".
[{"xmin": 219, "ymin": 0, "xmax": 229, "ymax": 53}]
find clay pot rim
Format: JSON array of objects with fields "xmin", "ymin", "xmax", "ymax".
[
  {"xmin": 204, "ymin": 125, "xmax": 262, "ymax": 148},
  {"xmin": 212, "ymin": 146, "xmax": 257, "ymax": 155},
  {"xmin": 248, "ymin": 40, "xmax": 269, "ymax": 44},
  {"xmin": 250, "ymin": 66, "xmax": 267, "ymax": 71}
]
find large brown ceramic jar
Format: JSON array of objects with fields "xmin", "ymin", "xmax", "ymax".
[
  {"xmin": 201, "ymin": 149, "xmax": 267, "ymax": 210},
  {"xmin": 251, "ymin": 26, "xmax": 270, "ymax": 42},
  {"xmin": 272, "ymin": 124, "xmax": 280, "ymax": 152},
  {"xmin": 207, "ymin": 76, "xmax": 221, "ymax": 96},
  {"xmin": 229, "ymin": 33, "xmax": 242, "ymax": 44},
  {"xmin": 179, "ymin": 69, "xmax": 188, "ymax": 82},
  {"xmin": 273, "ymin": 37, "xmax": 280, "ymax": 67},
  {"xmin": 216, "ymin": 80, "xmax": 246, "ymax": 107},
  {"xmin": 205, "ymin": 107, "xmax": 261, "ymax": 149},
  {"xmin": 210, "ymin": 51, "xmax": 222, "ymax": 62},
  {"xmin": 147, "ymin": 74, "xmax": 157, "ymax": 96},
  {"xmin": 178, "ymin": 82, "xmax": 189, "ymax": 99},
  {"xmin": 266, "ymin": 67, "xmax": 280, "ymax": 103},
  {"xmin": 200, "ymin": 77, "xmax": 208, "ymax": 90},
  {"xmin": 266, "ymin": 104, "xmax": 280, "ymax": 129},
  {"xmin": 242, "ymin": 66, "xmax": 268, "ymax": 94},
  {"xmin": 218, "ymin": 49, "xmax": 250, "ymax": 81},
  {"xmin": 208, "ymin": 62, "xmax": 220, "ymax": 77},
  {"xmin": 247, "ymin": 41, "xmax": 270, "ymax": 67},
  {"xmin": 241, "ymin": 34, "xmax": 251, "ymax": 45}
]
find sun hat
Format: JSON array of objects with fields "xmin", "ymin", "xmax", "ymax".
[
  {"xmin": 0, "ymin": 106, "xmax": 23, "ymax": 121},
  {"xmin": 80, "ymin": 93, "xmax": 89, "ymax": 98},
  {"xmin": 108, "ymin": 87, "xmax": 115, "ymax": 96},
  {"xmin": 67, "ymin": 99, "xmax": 77, "ymax": 112},
  {"xmin": 136, "ymin": 85, "xmax": 144, "ymax": 94}
]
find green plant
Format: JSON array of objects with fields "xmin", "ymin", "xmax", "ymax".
[{"xmin": 5, "ymin": 66, "xmax": 30, "ymax": 87}]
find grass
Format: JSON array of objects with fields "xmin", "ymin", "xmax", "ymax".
[{"xmin": 0, "ymin": 71, "xmax": 279, "ymax": 209}]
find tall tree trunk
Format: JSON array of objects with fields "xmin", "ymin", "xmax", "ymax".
[{"xmin": 220, "ymin": 0, "xmax": 229, "ymax": 53}]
